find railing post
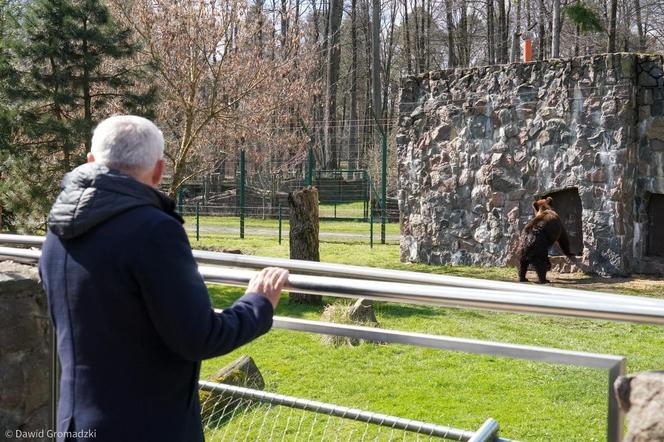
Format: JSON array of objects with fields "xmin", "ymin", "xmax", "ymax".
[
  {"xmin": 468, "ymin": 419, "xmax": 500, "ymax": 442},
  {"xmin": 278, "ymin": 204, "xmax": 282, "ymax": 245},
  {"xmin": 239, "ymin": 149, "xmax": 245, "ymax": 239},
  {"xmin": 196, "ymin": 203, "xmax": 200, "ymax": 242},
  {"xmin": 607, "ymin": 360, "xmax": 626, "ymax": 442}
]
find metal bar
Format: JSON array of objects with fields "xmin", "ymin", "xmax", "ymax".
[
  {"xmin": 0, "ymin": 234, "xmax": 43, "ymax": 245},
  {"xmin": 369, "ymin": 208, "xmax": 374, "ymax": 248},
  {"xmin": 195, "ymin": 203, "xmax": 200, "ymax": 242},
  {"xmin": 468, "ymin": 419, "xmax": 500, "ymax": 442},
  {"xmin": 266, "ymin": 316, "xmax": 624, "ymax": 369},
  {"xmin": 0, "ymin": 246, "xmax": 41, "ymax": 261},
  {"xmin": 305, "ymin": 147, "xmax": 314, "ymax": 187},
  {"xmin": 2, "ymin": 244, "xmax": 664, "ymax": 324},
  {"xmin": 607, "ymin": 360, "xmax": 626, "ymax": 442},
  {"xmin": 278, "ymin": 204, "xmax": 282, "ymax": 245},
  {"xmin": 199, "ymin": 265, "xmax": 664, "ymax": 325},
  {"xmin": 198, "ymin": 381, "xmax": 516, "ymax": 441},
  {"xmin": 193, "ymin": 248, "xmax": 664, "ymax": 308}
]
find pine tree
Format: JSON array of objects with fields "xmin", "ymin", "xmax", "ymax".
[{"xmin": 7, "ymin": 0, "xmax": 155, "ymax": 225}]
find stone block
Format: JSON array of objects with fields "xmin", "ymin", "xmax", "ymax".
[
  {"xmin": 0, "ymin": 262, "xmax": 50, "ymax": 435},
  {"xmin": 646, "ymin": 117, "xmax": 664, "ymax": 139},
  {"xmin": 615, "ymin": 371, "xmax": 664, "ymax": 442}
]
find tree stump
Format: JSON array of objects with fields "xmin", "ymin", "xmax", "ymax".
[{"xmin": 288, "ymin": 187, "xmax": 321, "ymax": 305}]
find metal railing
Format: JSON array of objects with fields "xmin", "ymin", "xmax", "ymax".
[
  {"xmin": 199, "ymin": 381, "xmax": 511, "ymax": 442},
  {"xmin": 5, "ymin": 233, "xmax": 664, "ymax": 440}
]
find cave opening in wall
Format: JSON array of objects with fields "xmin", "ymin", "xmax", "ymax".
[
  {"xmin": 543, "ymin": 188, "xmax": 584, "ymax": 256},
  {"xmin": 647, "ymin": 194, "xmax": 664, "ymax": 258}
]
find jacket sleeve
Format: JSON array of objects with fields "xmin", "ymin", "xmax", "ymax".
[{"xmin": 133, "ymin": 216, "xmax": 274, "ymax": 361}]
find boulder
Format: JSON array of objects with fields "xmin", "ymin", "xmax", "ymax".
[{"xmin": 614, "ymin": 371, "xmax": 664, "ymax": 442}]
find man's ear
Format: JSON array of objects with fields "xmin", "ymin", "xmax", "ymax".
[
  {"xmin": 87, "ymin": 152, "xmax": 95, "ymax": 163},
  {"xmin": 546, "ymin": 196, "xmax": 553, "ymax": 204},
  {"xmin": 151, "ymin": 159, "xmax": 165, "ymax": 187}
]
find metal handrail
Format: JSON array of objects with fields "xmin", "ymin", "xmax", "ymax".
[
  {"xmin": 3, "ymin": 234, "xmax": 660, "ymax": 309},
  {"xmin": 4, "ymin": 242, "xmax": 664, "ymax": 325}
]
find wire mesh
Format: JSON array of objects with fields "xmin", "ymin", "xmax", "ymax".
[{"xmin": 199, "ymin": 382, "xmax": 479, "ymax": 442}]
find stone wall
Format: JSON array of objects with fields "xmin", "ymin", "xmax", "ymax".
[
  {"xmin": 0, "ymin": 261, "xmax": 51, "ymax": 440},
  {"xmin": 634, "ymin": 56, "xmax": 664, "ymax": 274},
  {"xmin": 397, "ymin": 53, "xmax": 664, "ymax": 276}
]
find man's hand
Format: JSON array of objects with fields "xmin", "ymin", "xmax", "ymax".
[{"xmin": 246, "ymin": 267, "xmax": 289, "ymax": 310}]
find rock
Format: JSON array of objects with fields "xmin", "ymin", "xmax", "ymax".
[
  {"xmin": 614, "ymin": 371, "xmax": 664, "ymax": 442},
  {"xmin": 212, "ymin": 355, "xmax": 265, "ymax": 389},
  {"xmin": 0, "ymin": 262, "xmax": 50, "ymax": 440},
  {"xmin": 200, "ymin": 355, "xmax": 265, "ymax": 425},
  {"xmin": 319, "ymin": 300, "xmax": 380, "ymax": 346},
  {"xmin": 348, "ymin": 298, "xmax": 379, "ymax": 324}
]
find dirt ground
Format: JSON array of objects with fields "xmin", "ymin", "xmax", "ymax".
[{"xmin": 529, "ymin": 270, "xmax": 664, "ymax": 297}]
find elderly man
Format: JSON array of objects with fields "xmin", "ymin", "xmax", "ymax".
[{"xmin": 39, "ymin": 115, "xmax": 288, "ymax": 441}]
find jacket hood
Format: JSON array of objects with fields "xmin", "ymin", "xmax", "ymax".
[{"xmin": 48, "ymin": 163, "xmax": 183, "ymax": 240}]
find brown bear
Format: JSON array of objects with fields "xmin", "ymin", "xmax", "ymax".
[{"xmin": 516, "ymin": 196, "xmax": 574, "ymax": 284}]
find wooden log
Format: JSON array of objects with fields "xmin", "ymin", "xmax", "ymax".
[{"xmin": 288, "ymin": 187, "xmax": 321, "ymax": 304}]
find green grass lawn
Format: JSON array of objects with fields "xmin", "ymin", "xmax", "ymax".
[{"xmin": 191, "ymin": 232, "xmax": 664, "ymax": 441}]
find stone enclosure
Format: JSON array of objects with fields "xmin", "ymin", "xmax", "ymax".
[{"xmin": 397, "ymin": 53, "xmax": 664, "ymax": 276}]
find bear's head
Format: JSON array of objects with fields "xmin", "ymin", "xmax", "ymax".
[{"xmin": 533, "ymin": 196, "xmax": 553, "ymax": 214}]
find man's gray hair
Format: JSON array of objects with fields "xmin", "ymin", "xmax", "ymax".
[{"xmin": 91, "ymin": 115, "xmax": 164, "ymax": 173}]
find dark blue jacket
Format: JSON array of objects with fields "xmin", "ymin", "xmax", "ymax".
[{"xmin": 39, "ymin": 163, "xmax": 274, "ymax": 442}]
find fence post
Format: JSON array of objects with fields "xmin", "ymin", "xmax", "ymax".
[
  {"xmin": 177, "ymin": 189, "xmax": 184, "ymax": 214},
  {"xmin": 239, "ymin": 149, "xmax": 245, "ymax": 239},
  {"xmin": 278, "ymin": 204, "xmax": 282, "ymax": 245},
  {"xmin": 305, "ymin": 147, "xmax": 314, "ymax": 187},
  {"xmin": 370, "ymin": 207, "xmax": 374, "ymax": 249},
  {"xmin": 381, "ymin": 131, "xmax": 387, "ymax": 244},
  {"xmin": 196, "ymin": 203, "xmax": 200, "ymax": 242}
]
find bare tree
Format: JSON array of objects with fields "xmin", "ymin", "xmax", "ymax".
[{"xmin": 111, "ymin": 0, "xmax": 314, "ymax": 196}]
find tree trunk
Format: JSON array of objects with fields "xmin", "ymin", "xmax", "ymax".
[
  {"xmin": 538, "ymin": 0, "xmax": 545, "ymax": 60},
  {"xmin": 459, "ymin": 0, "xmax": 468, "ymax": 66},
  {"xmin": 511, "ymin": 0, "xmax": 521, "ymax": 62},
  {"xmin": 371, "ymin": 0, "xmax": 382, "ymax": 131},
  {"xmin": 607, "ymin": 0, "xmax": 617, "ymax": 53},
  {"xmin": 634, "ymin": 0, "xmax": 645, "ymax": 51},
  {"xmin": 349, "ymin": 0, "xmax": 359, "ymax": 170},
  {"xmin": 324, "ymin": 0, "xmax": 343, "ymax": 169},
  {"xmin": 487, "ymin": 0, "xmax": 495, "ymax": 64},
  {"xmin": 403, "ymin": 0, "xmax": 412, "ymax": 74},
  {"xmin": 497, "ymin": 0, "xmax": 506, "ymax": 63},
  {"xmin": 445, "ymin": 0, "xmax": 455, "ymax": 67},
  {"xmin": 288, "ymin": 187, "xmax": 321, "ymax": 304},
  {"xmin": 551, "ymin": 0, "xmax": 560, "ymax": 57},
  {"xmin": 382, "ymin": 0, "xmax": 397, "ymax": 122}
]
